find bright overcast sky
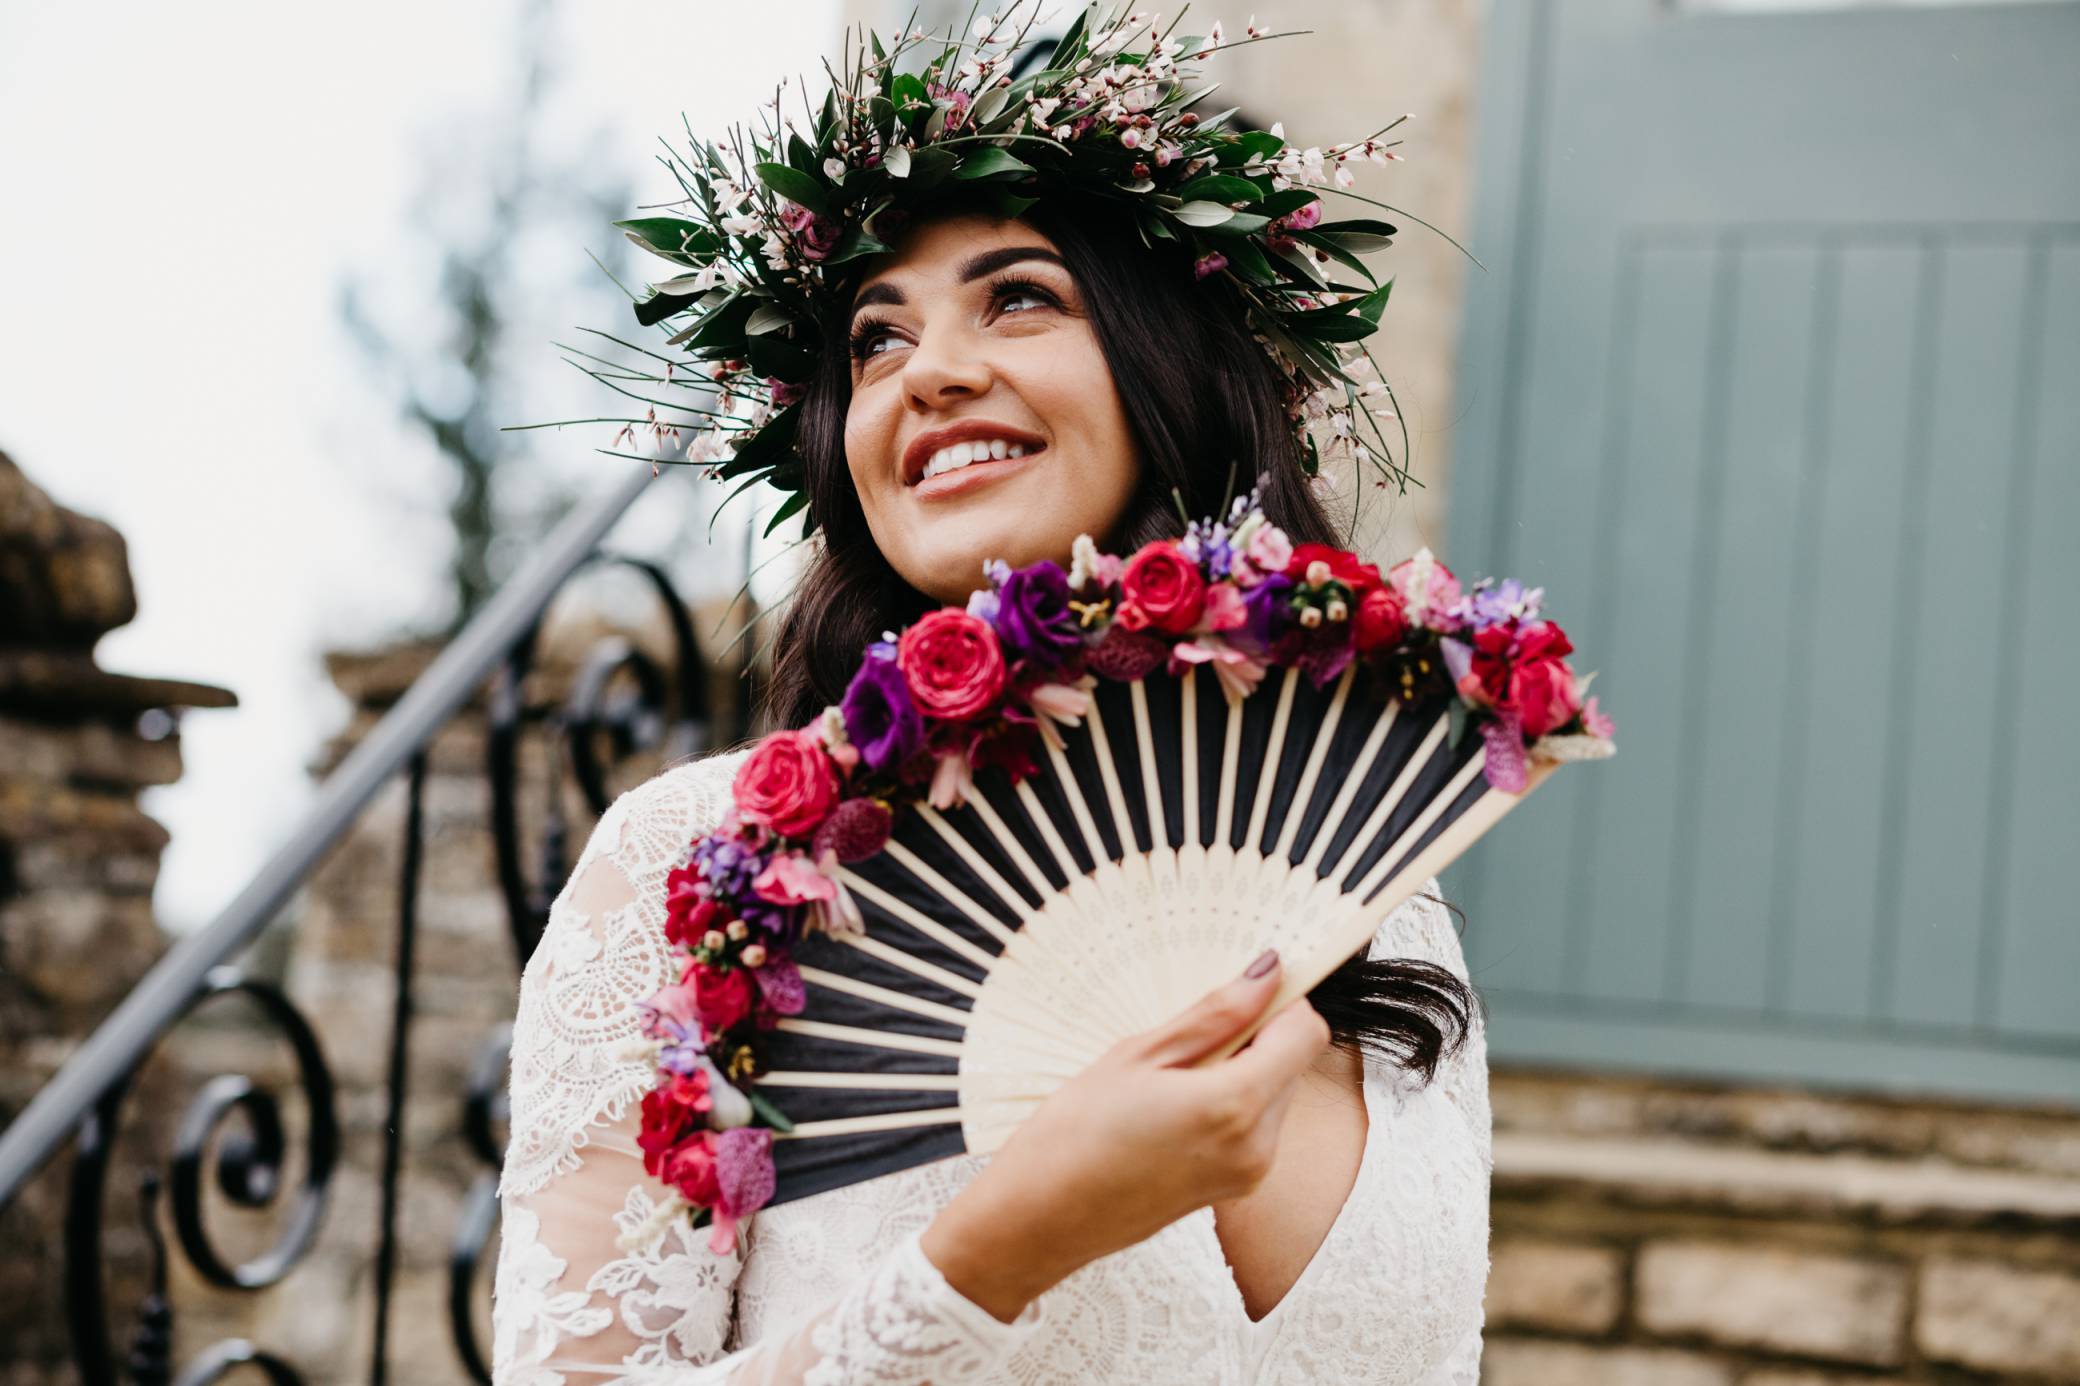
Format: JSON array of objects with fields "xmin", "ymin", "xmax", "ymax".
[{"xmin": 0, "ymin": 0, "xmax": 839, "ymax": 930}]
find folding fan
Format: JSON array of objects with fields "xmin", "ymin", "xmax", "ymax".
[{"xmin": 752, "ymin": 663, "xmax": 1560, "ymax": 1206}]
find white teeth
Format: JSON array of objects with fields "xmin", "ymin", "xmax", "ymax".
[{"xmin": 918, "ymin": 438, "xmax": 1035, "ymax": 480}]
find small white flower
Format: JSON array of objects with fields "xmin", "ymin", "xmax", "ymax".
[{"xmin": 823, "ymin": 156, "xmax": 846, "ymax": 180}]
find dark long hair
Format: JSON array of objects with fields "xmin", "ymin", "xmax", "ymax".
[{"xmin": 764, "ymin": 194, "xmax": 1476, "ymax": 1079}]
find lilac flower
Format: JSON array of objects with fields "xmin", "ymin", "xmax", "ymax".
[
  {"xmin": 840, "ymin": 654, "xmax": 924, "ymax": 772},
  {"xmin": 694, "ymin": 836, "xmax": 767, "ymax": 900},
  {"xmin": 990, "ymin": 560, "xmax": 1083, "ymax": 665},
  {"xmin": 1448, "ymin": 576, "xmax": 1544, "ymax": 632}
]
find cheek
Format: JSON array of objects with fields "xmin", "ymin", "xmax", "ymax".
[{"xmin": 843, "ymin": 385, "xmax": 895, "ymax": 505}]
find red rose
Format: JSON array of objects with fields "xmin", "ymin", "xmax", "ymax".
[
  {"xmin": 897, "ymin": 609, "xmax": 1007, "ymax": 720},
  {"xmin": 658, "ymin": 1129, "xmax": 722, "ymax": 1206},
  {"xmin": 637, "ymin": 1074, "xmax": 712, "ymax": 1179},
  {"xmin": 733, "ymin": 729, "xmax": 839, "ymax": 838},
  {"xmin": 1352, "ymin": 586, "xmax": 1409, "ymax": 653},
  {"xmin": 1286, "ymin": 543, "xmax": 1383, "ymax": 595},
  {"xmin": 663, "ymin": 863, "xmax": 721, "ymax": 948},
  {"xmin": 1469, "ymin": 620, "xmax": 1582, "ymax": 739},
  {"xmin": 690, "ymin": 960, "xmax": 756, "ymax": 1034},
  {"xmin": 1119, "ymin": 541, "xmax": 1206, "ymax": 634}
]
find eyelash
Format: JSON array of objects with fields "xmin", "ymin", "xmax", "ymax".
[{"xmin": 848, "ymin": 276, "xmax": 1062, "ymax": 361}]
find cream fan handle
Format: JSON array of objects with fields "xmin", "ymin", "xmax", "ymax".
[{"xmin": 1187, "ymin": 756, "xmax": 1561, "ymax": 1067}]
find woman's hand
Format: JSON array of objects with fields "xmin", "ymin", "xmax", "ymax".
[{"xmin": 918, "ymin": 949, "xmax": 1332, "ymax": 1322}]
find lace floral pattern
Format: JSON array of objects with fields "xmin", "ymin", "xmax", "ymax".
[{"xmin": 492, "ymin": 752, "xmax": 1489, "ymax": 1384}]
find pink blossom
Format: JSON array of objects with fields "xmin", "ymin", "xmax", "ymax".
[
  {"xmin": 1194, "ymin": 251, "xmax": 1229, "ymax": 280},
  {"xmin": 751, "ymin": 850, "xmax": 836, "ymax": 907},
  {"xmin": 928, "ymin": 750, "xmax": 976, "ymax": 809},
  {"xmin": 1027, "ymin": 675, "xmax": 1096, "ymax": 751},
  {"xmin": 1168, "ymin": 638, "xmax": 1267, "ymax": 700},
  {"xmin": 1581, "ymin": 695, "xmax": 1617, "ymax": 740}
]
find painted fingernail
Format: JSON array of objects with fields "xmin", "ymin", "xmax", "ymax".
[{"xmin": 1244, "ymin": 948, "xmax": 1279, "ymax": 979}]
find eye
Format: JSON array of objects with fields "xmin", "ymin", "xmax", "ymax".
[
  {"xmin": 991, "ymin": 278, "xmax": 1059, "ymax": 318},
  {"xmin": 848, "ymin": 317, "xmax": 904, "ymax": 361}
]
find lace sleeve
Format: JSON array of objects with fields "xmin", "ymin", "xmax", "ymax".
[
  {"xmin": 1370, "ymin": 877, "xmax": 1489, "ymax": 1382},
  {"xmin": 491, "ymin": 757, "xmax": 1048, "ymax": 1385}
]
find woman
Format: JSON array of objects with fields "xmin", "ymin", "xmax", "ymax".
[{"xmin": 494, "ymin": 23, "xmax": 1490, "ymax": 1386}]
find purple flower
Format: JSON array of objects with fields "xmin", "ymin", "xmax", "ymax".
[
  {"xmin": 1234, "ymin": 573, "xmax": 1296, "ymax": 654},
  {"xmin": 694, "ymin": 836, "xmax": 766, "ymax": 899},
  {"xmin": 990, "ymin": 560, "xmax": 1082, "ymax": 666},
  {"xmin": 1194, "ymin": 251, "xmax": 1229, "ymax": 280},
  {"xmin": 840, "ymin": 655, "xmax": 924, "ymax": 772}
]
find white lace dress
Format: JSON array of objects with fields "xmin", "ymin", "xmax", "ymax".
[{"xmin": 491, "ymin": 749, "xmax": 1490, "ymax": 1385}]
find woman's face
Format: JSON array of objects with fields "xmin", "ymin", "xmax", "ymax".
[{"xmin": 842, "ymin": 212, "xmax": 1141, "ymax": 606}]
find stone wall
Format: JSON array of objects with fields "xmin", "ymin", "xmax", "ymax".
[
  {"xmin": 1483, "ymin": 1067, "xmax": 2080, "ymax": 1385},
  {"xmin": 0, "ymin": 449, "xmax": 235, "ymax": 1384}
]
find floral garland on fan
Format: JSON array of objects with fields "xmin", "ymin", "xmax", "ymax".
[
  {"xmin": 618, "ymin": 497, "xmax": 1615, "ymax": 1253},
  {"xmin": 582, "ymin": 7, "xmax": 1434, "ymax": 537}
]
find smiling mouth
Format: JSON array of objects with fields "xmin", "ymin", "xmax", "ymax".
[{"xmin": 918, "ymin": 436, "xmax": 1041, "ymax": 482}]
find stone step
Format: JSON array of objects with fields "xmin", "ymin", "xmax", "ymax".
[{"xmin": 1495, "ymin": 1130, "xmax": 2080, "ymax": 1230}]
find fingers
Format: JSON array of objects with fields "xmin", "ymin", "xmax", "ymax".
[
  {"xmin": 1221, "ymin": 995, "xmax": 1333, "ymax": 1101},
  {"xmin": 1138, "ymin": 949, "xmax": 1284, "ymax": 1067}
]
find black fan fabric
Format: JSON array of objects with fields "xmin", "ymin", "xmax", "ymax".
[{"xmin": 757, "ymin": 667, "xmax": 1492, "ymax": 1205}]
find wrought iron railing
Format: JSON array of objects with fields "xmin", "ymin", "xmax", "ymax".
[{"xmin": 0, "ymin": 463, "xmax": 747, "ymax": 1384}]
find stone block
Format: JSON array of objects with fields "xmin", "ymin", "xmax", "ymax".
[
  {"xmin": 1483, "ymin": 1338, "xmax": 1731, "ymax": 1386},
  {"xmin": 1917, "ymin": 1257, "xmax": 2080, "ymax": 1378},
  {"xmin": 1635, "ymin": 1241, "xmax": 1906, "ymax": 1366},
  {"xmin": 1487, "ymin": 1238, "xmax": 1624, "ymax": 1334}
]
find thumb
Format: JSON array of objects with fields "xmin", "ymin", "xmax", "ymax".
[{"xmin": 1141, "ymin": 949, "xmax": 1282, "ymax": 1067}]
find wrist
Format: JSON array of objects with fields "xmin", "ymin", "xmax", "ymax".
[{"xmin": 920, "ymin": 1177, "xmax": 1080, "ymax": 1323}]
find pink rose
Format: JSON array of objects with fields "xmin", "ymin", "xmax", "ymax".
[
  {"xmin": 1245, "ymin": 524, "xmax": 1293, "ymax": 575},
  {"xmin": 733, "ymin": 730, "xmax": 839, "ymax": 839},
  {"xmin": 1199, "ymin": 582, "xmax": 1248, "ymax": 633},
  {"xmin": 1119, "ymin": 541, "xmax": 1206, "ymax": 634},
  {"xmin": 897, "ymin": 610, "xmax": 1007, "ymax": 721}
]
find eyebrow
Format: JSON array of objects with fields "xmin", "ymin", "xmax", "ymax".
[{"xmin": 850, "ymin": 246, "xmax": 1068, "ymax": 316}]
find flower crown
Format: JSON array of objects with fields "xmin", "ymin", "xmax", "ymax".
[
  {"xmin": 618, "ymin": 492, "xmax": 1616, "ymax": 1253},
  {"xmin": 587, "ymin": 8, "xmax": 1428, "ymax": 538}
]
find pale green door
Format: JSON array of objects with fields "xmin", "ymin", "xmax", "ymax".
[{"xmin": 1447, "ymin": 0, "xmax": 2080, "ymax": 1103}]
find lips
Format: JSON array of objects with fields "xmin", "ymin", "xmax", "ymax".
[{"xmin": 901, "ymin": 419, "xmax": 1048, "ymax": 487}]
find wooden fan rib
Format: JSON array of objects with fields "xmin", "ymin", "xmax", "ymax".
[
  {"xmin": 1353, "ymin": 749, "xmax": 1492, "ymax": 904},
  {"xmin": 1128, "ymin": 680, "xmax": 1167, "ymax": 847},
  {"xmin": 1181, "ymin": 667, "xmax": 1201, "ymax": 845},
  {"xmin": 1081, "ymin": 687, "xmax": 1139, "ymax": 850},
  {"xmin": 831, "ymin": 872, "xmax": 999, "ymax": 973},
  {"xmin": 1213, "ymin": 680, "xmax": 1245, "ymax": 846},
  {"xmin": 953, "ymin": 795, "xmax": 1053, "ymax": 903},
  {"xmin": 772, "ymin": 1017, "xmax": 963, "ymax": 1058},
  {"xmin": 758, "ymin": 1070, "xmax": 961, "ymax": 1091},
  {"xmin": 1244, "ymin": 667, "xmax": 1301, "ymax": 852},
  {"xmin": 796, "ymin": 964, "xmax": 975, "ymax": 1028},
  {"xmin": 1272, "ymin": 666, "xmax": 1355, "ymax": 861},
  {"xmin": 1013, "ymin": 779, "xmax": 1083, "ymax": 882},
  {"xmin": 916, "ymin": 804, "xmax": 1038, "ymax": 915},
  {"xmin": 881, "ymin": 839, "xmax": 1017, "ymax": 948},
  {"xmin": 778, "ymin": 1107, "xmax": 966, "ymax": 1140},
  {"xmin": 830, "ymin": 929, "xmax": 983, "ymax": 999},
  {"xmin": 1041, "ymin": 734, "xmax": 1110, "ymax": 866},
  {"xmin": 1302, "ymin": 700, "xmax": 1400, "ymax": 874},
  {"xmin": 1330, "ymin": 712, "xmax": 1450, "ymax": 896}
]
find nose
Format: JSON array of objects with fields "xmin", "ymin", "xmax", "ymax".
[{"xmin": 900, "ymin": 319, "xmax": 993, "ymax": 413}]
